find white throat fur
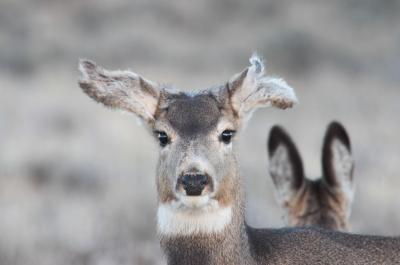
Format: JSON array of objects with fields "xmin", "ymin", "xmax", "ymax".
[{"xmin": 157, "ymin": 199, "xmax": 232, "ymax": 236}]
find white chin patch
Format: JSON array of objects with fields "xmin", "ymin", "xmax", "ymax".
[
  {"xmin": 157, "ymin": 198, "xmax": 232, "ymax": 236},
  {"xmin": 179, "ymin": 195, "xmax": 210, "ymax": 208}
]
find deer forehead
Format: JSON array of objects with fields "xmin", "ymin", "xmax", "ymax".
[{"xmin": 164, "ymin": 94, "xmax": 222, "ymax": 136}]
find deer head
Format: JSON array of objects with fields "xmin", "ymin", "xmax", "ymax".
[{"xmin": 79, "ymin": 54, "xmax": 297, "ymax": 236}]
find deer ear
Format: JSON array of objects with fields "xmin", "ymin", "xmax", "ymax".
[
  {"xmin": 322, "ymin": 121, "xmax": 354, "ymax": 198},
  {"xmin": 268, "ymin": 125, "xmax": 305, "ymax": 206},
  {"xmin": 78, "ymin": 60, "xmax": 160, "ymax": 123},
  {"xmin": 227, "ymin": 54, "xmax": 298, "ymax": 118}
]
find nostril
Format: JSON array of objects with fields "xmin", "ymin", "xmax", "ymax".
[
  {"xmin": 198, "ymin": 175, "xmax": 209, "ymax": 186},
  {"xmin": 181, "ymin": 175, "xmax": 192, "ymax": 186}
]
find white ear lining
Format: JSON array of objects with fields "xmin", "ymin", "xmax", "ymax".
[{"xmin": 331, "ymin": 139, "xmax": 354, "ymax": 200}]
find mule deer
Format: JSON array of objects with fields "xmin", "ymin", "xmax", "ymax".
[
  {"xmin": 79, "ymin": 55, "xmax": 400, "ymax": 265},
  {"xmin": 268, "ymin": 122, "xmax": 354, "ymax": 231}
]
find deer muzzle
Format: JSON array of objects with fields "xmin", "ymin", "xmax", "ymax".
[{"xmin": 178, "ymin": 173, "xmax": 212, "ymax": 196}]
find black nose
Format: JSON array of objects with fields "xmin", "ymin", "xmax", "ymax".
[{"xmin": 179, "ymin": 174, "xmax": 210, "ymax": 196}]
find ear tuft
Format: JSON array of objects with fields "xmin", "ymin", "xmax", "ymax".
[{"xmin": 249, "ymin": 53, "xmax": 265, "ymax": 75}]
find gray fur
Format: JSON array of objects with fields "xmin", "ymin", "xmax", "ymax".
[{"xmin": 165, "ymin": 94, "xmax": 221, "ymax": 137}]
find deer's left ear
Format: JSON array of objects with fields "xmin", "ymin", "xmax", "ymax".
[
  {"xmin": 78, "ymin": 59, "xmax": 161, "ymax": 123},
  {"xmin": 226, "ymin": 54, "xmax": 298, "ymax": 118},
  {"xmin": 322, "ymin": 121, "xmax": 354, "ymax": 197}
]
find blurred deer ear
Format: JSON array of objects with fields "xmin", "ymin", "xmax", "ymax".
[
  {"xmin": 78, "ymin": 60, "xmax": 160, "ymax": 123},
  {"xmin": 226, "ymin": 54, "xmax": 298, "ymax": 118},
  {"xmin": 268, "ymin": 125, "xmax": 305, "ymax": 206},
  {"xmin": 322, "ymin": 121, "xmax": 354, "ymax": 198}
]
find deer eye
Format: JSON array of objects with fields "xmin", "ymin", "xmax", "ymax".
[
  {"xmin": 155, "ymin": 131, "xmax": 169, "ymax": 147},
  {"xmin": 220, "ymin": 130, "xmax": 235, "ymax": 144}
]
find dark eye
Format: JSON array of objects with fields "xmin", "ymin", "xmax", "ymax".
[
  {"xmin": 220, "ymin": 130, "xmax": 235, "ymax": 144},
  {"xmin": 155, "ymin": 131, "xmax": 169, "ymax": 147}
]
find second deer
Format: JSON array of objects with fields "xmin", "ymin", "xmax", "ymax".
[{"xmin": 268, "ymin": 122, "xmax": 354, "ymax": 231}]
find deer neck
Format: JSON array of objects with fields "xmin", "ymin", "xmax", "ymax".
[{"xmin": 157, "ymin": 179, "xmax": 254, "ymax": 265}]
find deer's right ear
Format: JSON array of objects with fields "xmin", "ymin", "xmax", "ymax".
[
  {"xmin": 225, "ymin": 54, "xmax": 298, "ymax": 120},
  {"xmin": 78, "ymin": 60, "xmax": 161, "ymax": 123},
  {"xmin": 322, "ymin": 121, "xmax": 354, "ymax": 196},
  {"xmin": 268, "ymin": 126, "xmax": 305, "ymax": 206}
]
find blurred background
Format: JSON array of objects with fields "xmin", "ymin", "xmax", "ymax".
[{"xmin": 1, "ymin": 0, "xmax": 399, "ymax": 264}]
